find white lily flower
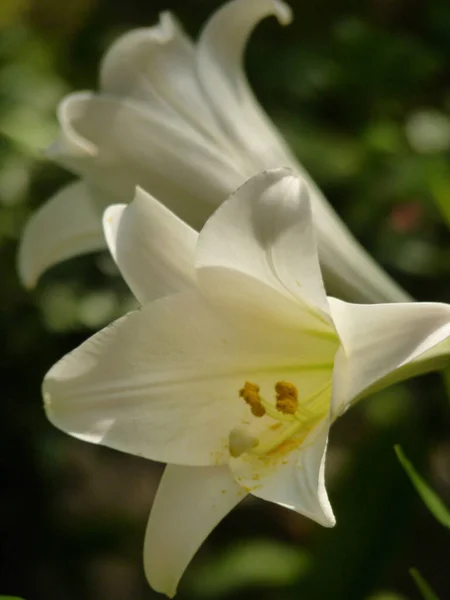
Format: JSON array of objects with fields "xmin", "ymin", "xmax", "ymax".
[
  {"xmin": 43, "ymin": 169, "xmax": 450, "ymax": 597},
  {"xmin": 19, "ymin": 0, "xmax": 409, "ymax": 304}
]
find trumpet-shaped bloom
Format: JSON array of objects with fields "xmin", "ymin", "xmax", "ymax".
[
  {"xmin": 43, "ymin": 169, "xmax": 450, "ymax": 597},
  {"xmin": 19, "ymin": 0, "xmax": 409, "ymax": 304}
]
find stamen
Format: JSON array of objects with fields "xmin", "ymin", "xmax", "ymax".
[
  {"xmin": 251, "ymin": 381, "xmax": 332, "ymax": 456},
  {"xmin": 275, "ymin": 381, "xmax": 298, "ymax": 415},
  {"xmin": 239, "ymin": 381, "xmax": 266, "ymax": 417},
  {"xmin": 233, "ymin": 379, "xmax": 332, "ymax": 459}
]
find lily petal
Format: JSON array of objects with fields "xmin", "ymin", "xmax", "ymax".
[
  {"xmin": 196, "ymin": 169, "xmax": 333, "ymax": 332},
  {"xmin": 330, "ymin": 299, "xmax": 450, "ymax": 414},
  {"xmin": 144, "ymin": 464, "xmax": 245, "ymax": 597},
  {"xmin": 48, "ymin": 93, "xmax": 246, "ymax": 229},
  {"xmin": 103, "ymin": 188, "xmax": 197, "ymax": 304},
  {"xmin": 229, "ymin": 420, "xmax": 335, "ymax": 527},
  {"xmin": 313, "ymin": 201, "xmax": 412, "ymax": 304},
  {"xmin": 196, "ymin": 1, "xmax": 412, "ymax": 305},
  {"xmin": 197, "ymin": 0, "xmax": 296, "ymax": 168},
  {"xmin": 43, "ymin": 291, "xmax": 336, "ymax": 466},
  {"xmin": 401, "ymin": 337, "xmax": 450, "ymax": 375},
  {"xmin": 100, "ymin": 12, "xmax": 226, "ymax": 145},
  {"xmin": 18, "ymin": 181, "xmax": 105, "ymax": 287}
]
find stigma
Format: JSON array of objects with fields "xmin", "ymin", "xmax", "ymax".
[{"xmin": 229, "ymin": 427, "xmax": 259, "ymax": 458}]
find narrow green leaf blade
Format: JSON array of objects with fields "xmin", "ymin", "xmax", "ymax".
[
  {"xmin": 409, "ymin": 568, "xmax": 440, "ymax": 600},
  {"xmin": 394, "ymin": 445, "xmax": 450, "ymax": 529},
  {"xmin": 429, "ymin": 167, "xmax": 450, "ymax": 229}
]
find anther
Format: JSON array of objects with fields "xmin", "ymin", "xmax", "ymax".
[
  {"xmin": 239, "ymin": 381, "xmax": 266, "ymax": 417},
  {"xmin": 275, "ymin": 381, "xmax": 299, "ymax": 415}
]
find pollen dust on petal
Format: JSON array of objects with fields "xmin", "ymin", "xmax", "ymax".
[{"xmin": 267, "ymin": 436, "xmax": 303, "ymax": 458}]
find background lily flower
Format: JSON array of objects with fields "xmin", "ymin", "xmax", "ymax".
[
  {"xmin": 18, "ymin": 0, "xmax": 410, "ymax": 304},
  {"xmin": 43, "ymin": 169, "xmax": 450, "ymax": 597}
]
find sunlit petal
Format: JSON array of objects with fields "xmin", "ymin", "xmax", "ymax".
[
  {"xmin": 230, "ymin": 420, "xmax": 335, "ymax": 527},
  {"xmin": 103, "ymin": 188, "xmax": 197, "ymax": 304},
  {"xmin": 44, "ymin": 291, "xmax": 336, "ymax": 466},
  {"xmin": 330, "ymin": 299, "xmax": 450, "ymax": 415},
  {"xmin": 197, "ymin": 169, "xmax": 333, "ymax": 332},
  {"xmin": 144, "ymin": 464, "xmax": 246, "ymax": 597}
]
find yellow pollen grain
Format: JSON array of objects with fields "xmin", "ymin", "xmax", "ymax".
[
  {"xmin": 275, "ymin": 381, "xmax": 299, "ymax": 415},
  {"xmin": 239, "ymin": 381, "xmax": 266, "ymax": 417}
]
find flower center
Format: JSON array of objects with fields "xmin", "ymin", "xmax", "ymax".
[{"xmin": 229, "ymin": 379, "xmax": 331, "ymax": 459}]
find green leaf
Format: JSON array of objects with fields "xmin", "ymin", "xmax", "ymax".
[
  {"xmin": 394, "ymin": 445, "xmax": 450, "ymax": 529},
  {"xmin": 409, "ymin": 568, "xmax": 440, "ymax": 600},
  {"xmin": 429, "ymin": 167, "xmax": 450, "ymax": 229}
]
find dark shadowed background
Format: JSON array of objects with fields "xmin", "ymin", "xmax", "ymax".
[{"xmin": 1, "ymin": 0, "xmax": 449, "ymax": 599}]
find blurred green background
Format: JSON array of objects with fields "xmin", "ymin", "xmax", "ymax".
[{"xmin": 1, "ymin": 0, "xmax": 450, "ymax": 598}]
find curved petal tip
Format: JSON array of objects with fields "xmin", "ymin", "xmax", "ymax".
[
  {"xmin": 272, "ymin": 0, "xmax": 293, "ymax": 26},
  {"xmin": 46, "ymin": 92, "xmax": 99, "ymax": 163},
  {"xmin": 18, "ymin": 182, "xmax": 105, "ymax": 287},
  {"xmin": 100, "ymin": 11, "xmax": 183, "ymax": 91}
]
